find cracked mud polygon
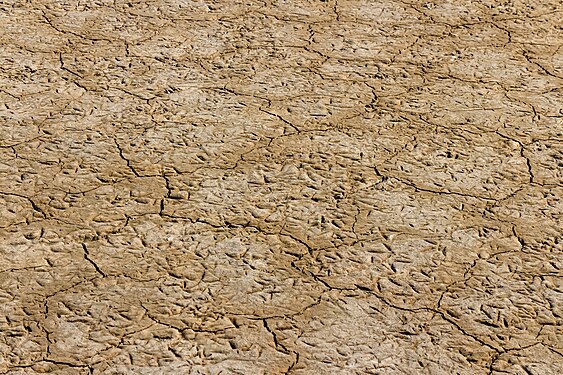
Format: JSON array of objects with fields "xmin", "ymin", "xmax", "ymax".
[{"xmin": 0, "ymin": 0, "xmax": 562, "ymax": 374}]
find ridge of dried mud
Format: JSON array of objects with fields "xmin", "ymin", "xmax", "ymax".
[{"xmin": 0, "ymin": 0, "xmax": 562, "ymax": 374}]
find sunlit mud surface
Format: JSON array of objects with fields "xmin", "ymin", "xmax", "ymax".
[{"xmin": 0, "ymin": 1, "xmax": 562, "ymax": 374}]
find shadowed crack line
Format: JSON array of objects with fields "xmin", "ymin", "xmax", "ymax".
[{"xmin": 81, "ymin": 243, "xmax": 106, "ymax": 277}]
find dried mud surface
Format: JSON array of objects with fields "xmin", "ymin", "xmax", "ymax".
[{"xmin": 1, "ymin": 0, "xmax": 562, "ymax": 374}]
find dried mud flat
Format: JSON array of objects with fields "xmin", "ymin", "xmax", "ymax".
[{"xmin": 1, "ymin": 0, "xmax": 562, "ymax": 374}]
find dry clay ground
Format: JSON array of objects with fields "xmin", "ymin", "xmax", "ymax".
[{"xmin": 0, "ymin": 0, "xmax": 562, "ymax": 374}]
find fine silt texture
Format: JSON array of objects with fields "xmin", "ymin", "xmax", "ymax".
[{"xmin": 0, "ymin": 1, "xmax": 562, "ymax": 374}]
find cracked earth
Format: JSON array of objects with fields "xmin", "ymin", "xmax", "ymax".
[{"xmin": 0, "ymin": 0, "xmax": 562, "ymax": 374}]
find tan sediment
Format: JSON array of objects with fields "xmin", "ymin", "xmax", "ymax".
[{"xmin": 0, "ymin": 1, "xmax": 562, "ymax": 374}]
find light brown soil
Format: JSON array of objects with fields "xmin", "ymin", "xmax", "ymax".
[{"xmin": 0, "ymin": 1, "xmax": 562, "ymax": 374}]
